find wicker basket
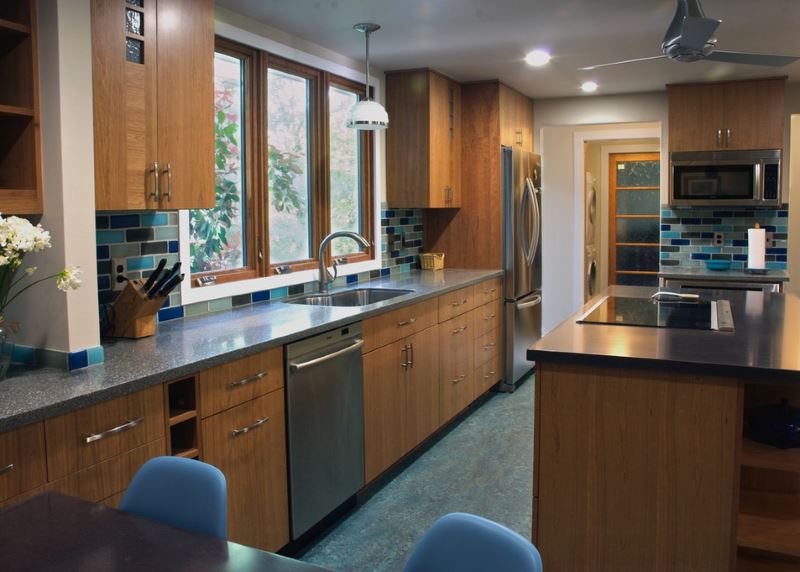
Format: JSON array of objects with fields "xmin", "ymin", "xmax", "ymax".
[{"xmin": 420, "ymin": 252, "xmax": 445, "ymax": 270}]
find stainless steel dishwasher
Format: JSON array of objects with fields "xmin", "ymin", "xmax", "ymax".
[{"xmin": 286, "ymin": 323, "xmax": 365, "ymax": 539}]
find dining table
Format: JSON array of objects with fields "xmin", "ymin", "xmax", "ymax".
[{"xmin": 0, "ymin": 492, "xmax": 333, "ymax": 571}]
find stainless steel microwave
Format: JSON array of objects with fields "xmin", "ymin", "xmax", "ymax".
[{"xmin": 670, "ymin": 149, "xmax": 781, "ymax": 206}]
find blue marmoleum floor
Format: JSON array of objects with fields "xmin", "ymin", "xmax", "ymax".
[{"xmin": 300, "ymin": 375, "xmax": 535, "ymax": 571}]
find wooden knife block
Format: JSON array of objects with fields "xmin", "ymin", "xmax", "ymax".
[{"xmin": 109, "ymin": 280, "xmax": 167, "ymax": 338}]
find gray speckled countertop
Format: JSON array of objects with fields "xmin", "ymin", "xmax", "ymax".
[
  {"xmin": 0, "ymin": 269, "xmax": 501, "ymax": 432},
  {"xmin": 658, "ymin": 266, "xmax": 790, "ymax": 283}
]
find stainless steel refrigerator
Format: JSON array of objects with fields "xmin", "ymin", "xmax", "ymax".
[{"xmin": 500, "ymin": 146, "xmax": 542, "ymax": 391}]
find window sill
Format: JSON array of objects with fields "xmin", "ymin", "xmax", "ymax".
[{"xmin": 177, "ymin": 242, "xmax": 382, "ymax": 307}]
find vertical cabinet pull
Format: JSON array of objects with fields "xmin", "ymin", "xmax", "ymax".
[
  {"xmin": 162, "ymin": 163, "xmax": 173, "ymax": 202},
  {"xmin": 83, "ymin": 416, "xmax": 144, "ymax": 444},
  {"xmin": 726, "ymin": 128, "xmax": 731, "ymax": 147},
  {"xmin": 149, "ymin": 161, "xmax": 160, "ymax": 201},
  {"xmin": 716, "ymin": 129, "xmax": 722, "ymax": 147},
  {"xmin": 408, "ymin": 343, "xmax": 414, "ymax": 367},
  {"xmin": 401, "ymin": 345, "xmax": 409, "ymax": 368}
]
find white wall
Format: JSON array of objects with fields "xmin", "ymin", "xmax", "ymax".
[
  {"xmin": 6, "ymin": 0, "xmax": 100, "ymax": 353},
  {"xmin": 535, "ymin": 90, "xmax": 668, "ymax": 334}
]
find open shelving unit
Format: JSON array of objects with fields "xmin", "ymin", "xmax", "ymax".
[
  {"xmin": 164, "ymin": 377, "xmax": 201, "ymax": 460},
  {"xmin": 737, "ymin": 386, "xmax": 800, "ymax": 570},
  {"xmin": 0, "ymin": 0, "xmax": 41, "ymax": 214}
]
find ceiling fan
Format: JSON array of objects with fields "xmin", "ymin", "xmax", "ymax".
[{"xmin": 580, "ymin": 0, "xmax": 800, "ymax": 71}]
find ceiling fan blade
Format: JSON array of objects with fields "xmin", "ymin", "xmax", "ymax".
[
  {"xmin": 579, "ymin": 55, "xmax": 667, "ymax": 71},
  {"xmin": 679, "ymin": 16, "xmax": 720, "ymax": 50},
  {"xmin": 705, "ymin": 50, "xmax": 800, "ymax": 67}
]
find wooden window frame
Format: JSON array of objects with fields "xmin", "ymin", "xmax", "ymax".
[
  {"xmin": 190, "ymin": 38, "xmax": 376, "ymax": 287},
  {"xmin": 191, "ymin": 38, "xmax": 259, "ymax": 287}
]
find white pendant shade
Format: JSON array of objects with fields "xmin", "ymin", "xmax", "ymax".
[
  {"xmin": 348, "ymin": 22, "xmax": 388, "ymax": 131},
  {"xmin": 346, "ymin": 99, "xmax": 389, "ymax": 130}
]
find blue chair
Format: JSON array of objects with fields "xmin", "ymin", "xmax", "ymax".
[
  {"xmin": 119, "ymin": 456, "xmax": 228, "ymax": 539},
  {"xmin": 404, "ymin": 512, "xmax": 543, "ymax": 572}
]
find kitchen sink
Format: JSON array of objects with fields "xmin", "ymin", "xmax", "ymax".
[{"xmin": 284, "ymin": 288, "xmax": 413, "ymax": 307}]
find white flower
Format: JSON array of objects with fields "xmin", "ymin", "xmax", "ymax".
[
  {"xmin": 25, "ymin": 266, "xmax": 36, "ymax": 275},
  {"xmin": 56, "ymin": 266, "xmax": 82, "ymax": 292}
]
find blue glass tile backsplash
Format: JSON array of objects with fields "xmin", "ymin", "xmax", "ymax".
[
  {"xmin": 660, "ymin": 204, "xmax": 789, "ymax": 270},
  {"xmin": 96, "ymin": 206, "xmax": 423, "ymax": 323}
]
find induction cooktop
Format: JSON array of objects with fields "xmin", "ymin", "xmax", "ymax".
[{"xmin": 578, "ymin": 296, "xmax": 714, "ymax": 330}]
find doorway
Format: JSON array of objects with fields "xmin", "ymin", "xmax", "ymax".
[{"xmin": 607, "ymin": 152, "xmax": 660, "ymax": 286}]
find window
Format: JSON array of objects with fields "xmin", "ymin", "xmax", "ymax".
[{"xmin": 187, "ymin": 38, "xmax": 375, "ymax": 291}]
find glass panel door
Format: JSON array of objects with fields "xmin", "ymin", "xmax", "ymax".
[{"xmin": 609, "ymin": 153, "xmax": 660, "ymax": 287}]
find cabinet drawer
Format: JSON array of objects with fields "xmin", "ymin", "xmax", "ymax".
[
  {"xmin": 438, "ymin": 286, "xmax": 475, "ymax": 322},
  {"xmin": 48, "ymin": 438, "xmax": 165, "ymax": 503},
  {"xmin": 45, "ymin": 385, "xmax": 164, "ymax": 480},
  {"xmin": 198, "ymin": 348, "xmax": 284, "ymax": 418},
  {"xmin": 475, "ymin": 355, "xmax": 502, "ymax": 398},
  {"xmin": 439, "ymin": 314, "xmax": 474, "ymax": 425},
  {"xmin": 363, "ymin": 298, "xmax": 438, "ymax": 353},
  {"xmin": 0, "ymin": 422, "xmax": 47, "ymax": 502},
  {"xmin": 475, "ymin": 327, "xmax": 501, "ymax": 368},
  {"xmin": 474, "ymin": 277, "xmax": 502, "ymax": 306},
  {"xmin": 473, "ymin": 298, "xmax": 502, "ymax": 337}
]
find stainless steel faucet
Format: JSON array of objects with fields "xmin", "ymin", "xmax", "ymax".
[{"xmin": 317, "ymin": 231, "xmax": 371, "ymax": 293}]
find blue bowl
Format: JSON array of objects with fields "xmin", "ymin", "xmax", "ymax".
[{"xmin": 705, "ymin": 260, "xmax": 732, "ymax": 271}]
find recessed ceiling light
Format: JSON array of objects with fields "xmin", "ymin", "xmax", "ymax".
[
  {"xmin": 525, "ymin": 49, "xmax": 551, "ymax": 67},
  {"xmin": 581, "ymin": 81, "xmax": 599, "ymax": 93}
]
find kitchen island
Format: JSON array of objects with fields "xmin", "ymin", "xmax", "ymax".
[{"xmin": 528, "ymin": 286, "xmax": 800, "ymax": 571}]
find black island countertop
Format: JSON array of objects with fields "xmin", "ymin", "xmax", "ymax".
[
  {"xmin": 528, "ymin": 285, "xmax": 800, "ymax": 381},
  {"xmin": 0, "ymin": 269, "xmax": 501, "ymax": 432}
]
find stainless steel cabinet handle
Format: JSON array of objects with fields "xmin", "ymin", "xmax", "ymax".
[
  {"xmin": 450, "ymin": 299, "xmax": 468, "ymax": 307},
  {"xmin": 484, "ymin": 313, "xmax": 496, "ymax": 320},
  {"xmin": 451, "ymin": 374, "xmax": 466, "ymax": 385},
  {"xmin": 483, "ymin": 370, "xmax": 497, "ymax": 380},
  {"xmin": 408, "ymin": 343, "xmax": 414, "ymax": 367},
  {"xmin": 232, "ymin": 417, "xmax": 269, "ymax": 437},
  {"xmin": 0, "ymin": 463, "xmax": 14, "ymax": 477},
  {"xmin": 484, "ymin": 288, "xmax": 496, "ymax": 295},
  {"xmin": 483, "ymin": 342, "xmax": 497, "ymax": 351},
  {"xmin": 397, "ymin": 317, "xmax": 417, "ymax": 327},
  {"xmin": 162, "ymin": 163, "xmax": 173, "ymax": 202},
  {"xmin": 230, "ymin": 371, "xmax": 266, "ymax": 388},
  {"xmin": 401, "ymin": 344, "xmax": 409, "ymax": 369},
  {"xmin": 84, "ymin": 416, "xmax": 144, "ymax": 444},
  {"xmin": 148, "ymin": 162, "xmax": 160, "ymax": 201},
  {"xmin": 726, "ymin": 128, "xmax": 731, "ymax": 147},
  {"xmin": 289, "ymin": 339, "xmax": 364, "ymax": 372},
  {"xmin": 716, "ymin": 129, "xmax": 722, "ymax": 146},
  {"xmin": 451, "ymin": 325, "xmax": 467, "ymax": 334}
]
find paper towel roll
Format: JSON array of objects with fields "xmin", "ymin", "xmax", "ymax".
[{"xmin": 747, "ymin": 228, "xmax": 766, "ymax": 270}]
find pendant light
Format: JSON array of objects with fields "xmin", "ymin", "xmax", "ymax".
[{"xmin": 346, "ymin": 23, "xmax": 389, "ymax": 130}]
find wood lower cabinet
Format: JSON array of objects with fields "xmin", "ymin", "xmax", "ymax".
[
  {"xmin": 0, "ymin": 421, "xmax": 46, "ymax": 502},
  {"xmin": 386, "ymin": 69, "xmax": 461, "ymax": 208},
  {"xmin": 201, "ymin": 389, "xmax": 289, "ymax": 552},
  {"xmin": 362, "ymin": 297, "xmax": 438, "ymax": 353},
  {"xmin": 92, "ymin": 0, "xmax": 214, "ymax": 210},
  {"xmin": 363, "ymin": 326, "xmax": 440, "ymax": 483},
  {"xmin": 45, "ymin": 385, "xmax": 165, "ymax": 480},
  {"xmin": 438, "ymin": 311, "xmax": 475, "ymax": 424},
  {"xmin": 668, "ymin": 77, "xmax": 785, "ymax": 152}
]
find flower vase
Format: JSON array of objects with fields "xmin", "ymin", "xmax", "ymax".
[{"xmin": 0, "ymin": 318, "xmax": 15, "ymax": 380}]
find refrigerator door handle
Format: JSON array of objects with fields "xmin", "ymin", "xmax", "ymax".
[
  {"xmin": 526, "ymin": 177, "xmax": 540, "ymax": 265},
  {"xmin": 516, "ymin": 293, "xmax": 542, "ymax": 310},
  {"xmin": 517, "ymin": 182, "xmax": 532, "ymax": 265}
]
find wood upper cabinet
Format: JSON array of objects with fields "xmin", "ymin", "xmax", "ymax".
[
  {"xmin": 499, "ymin": 83, "xmax": 534, "ymax": 151},
  {"xmin": 668, "ymin": 77, "xmax": 785, "ymax": 152},
  {"xmin": 201, "ymin": 389, "xmax": 290, "ymax": 552},
  {"xmin": 386, "ymin": 69, "xmax": 461, "ymax": 208},
  {"xmin": 92, "ymin": 0, "xmax": 214, "ymax": 210},
  {"xmin": 363, "ymin": 325, "xmax": 440, "ymax": 483}
]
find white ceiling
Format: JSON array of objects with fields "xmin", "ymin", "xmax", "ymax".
[{"xmin": 216, "ymin": 0, "xmax": 800, "ymax": 99}]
